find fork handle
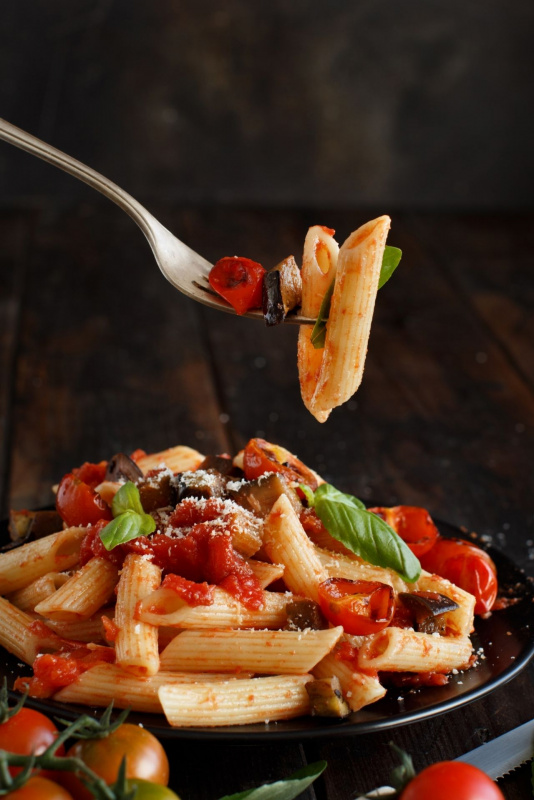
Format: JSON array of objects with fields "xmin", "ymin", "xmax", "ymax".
[{"xmin": 0, "ymin": 117, "xmax": 160, "ymax": 244}]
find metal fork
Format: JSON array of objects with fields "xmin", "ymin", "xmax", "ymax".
[{"xmin": 0, "ymin": 118, "xmax": 312, "ymax": 324}]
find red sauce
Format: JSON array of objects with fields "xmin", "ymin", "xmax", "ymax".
[
  {"xmin": 381, "ymin": 671, "xmax": 449, "ymax": 688},
  {"xmin": 162, "ymin": 574, "xmax": 214, "ymax": 606},
  {"xmin": 80, "ymin": 497, "xmax": 264, "ymax": 610},
  {"xmin": 15, "ymin": 646, "xmax": 115, "ymax": 698},
  {"xmin": 335, "ymin": 640, "xmax": 359, "ymax": 664},
  {"xmin": 102, "ymin": 615, "xmax": 119, "ymax": 643}
]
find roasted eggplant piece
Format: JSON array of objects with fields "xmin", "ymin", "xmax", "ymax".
[
  {"xmin": 3, "ymin": 509, "xmax": 64, "ymax": 551},
  {"xmin": 286, "ymin": 599, "xmax": 328, "ymax": 631},
  {"xmin": 398, "ymin": 591, "xmax": 460, "ymax": 634},
  {"xmin": 175, "ymin": 469, "xmax": 228, "ymax": 501},
  {"xmin": 105, "ymin": 452, "xmax": 143, "ymax": 483},
  {"xmin": 306, "ymin": 677, "xmax": 350, "ymax": 718},
  {"xmin": 138, "ymin": 471, "xmax": 177, "ymax": 512},
  {"xmin": 262, "ymin": 255, "xmax": 302, "ymax": 326},
  {"xmin": 229, "ymin": 473, "xmax": 302, "ymax": 517},
  {"xmin": 198, "ymin": 455, "xmax": 236, "ymax": 477}
]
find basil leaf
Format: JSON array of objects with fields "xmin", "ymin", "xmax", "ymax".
[
  {"xmin": 378, "ymin": 246, "xmax": 402, "ymax": 289},
  {"xmin": 313, "ymin": 484, "xmax": 420, "ymax": 582},
  {"xmin": 310, "ymin": 278, "xmax": 335, "ymax": 350},
  {"xmin": 298, "ymin": 483, "xmax": 316, "ymax": 507},
  {"xmin": 218, "ymin": 761, "xmax": 327, "ymax": 800},
  {"xmin": 111, "ymin": 481, "xmax": 144, "ymax": 517},
  {"xmin": 100, "ymin": 509, "xmax": 155, "ymax": 551}
]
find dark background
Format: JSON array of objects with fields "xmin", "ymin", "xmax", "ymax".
[{"xmin": 1, "ymin": 0, "xmax": 534, "ymax": 211}]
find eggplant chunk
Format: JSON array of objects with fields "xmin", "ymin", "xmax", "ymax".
[
  {"xmin": 175, "ymin": 469, "xmax": 228, "ymax": 501},
  {"xmin": 138, "ymin": 472, "xmax": 177, "ymax": 512},
  {"xmin": 198, "ymin": 455, "xmax": 236, "ymax": 477},
  {"xmin": 262, "ymin": 255, "xmax": 302, "ymax": 326},
  {"xmin": 306, "ymin": 677, "xmax": 350, "ymax": 718},
  {"xmin": 399, "ymin": 591, "xmax": 460, "ymax": 634},
  {"xmin": 4, "ymin": 509, "xmax": 64, "ymax": 551},
  {"xmin": 286, "ymin": 599, "xmax": 328, "ymax": 631},
  {"xmin": 229, "ymin": 473, "xmax": 302, "ymax": 518},
  {"xmin": 105, "ymin": 452, "xmax": 143, "ymax": 483}
]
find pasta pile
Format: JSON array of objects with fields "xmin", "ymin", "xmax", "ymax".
[{"xmin": 0, "ymin": 443, "xmax": 477, "ymax": 728}]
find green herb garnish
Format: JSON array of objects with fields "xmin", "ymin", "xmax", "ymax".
[
  {"xmin": 100, "ymin": 482, "xmax": 155, "ymax": 551},
  {"xmin": 218, "ymin": 761, "xmax": 327, "ymax": 800},
  {"xmin": 311, "ymin": 245, "xmax": 402, "ymax": 350},
  {"xmin": 303, "ymin": 483, "xmax": 420, "ymax": 583}
]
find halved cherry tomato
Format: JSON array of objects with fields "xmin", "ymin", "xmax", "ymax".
[
  {"xmin": 420, "ymin": 537, "xmax": 498, "ymax": 615},
  {"xmin": 5, "ymin": 776, "xmax": 74, "ymax": 800},
  {"xmin": 317, "ymin": 578, "xmax": 395, "ymax": 635},
  {"xmin": 243, "ymin": 438, "xmax": 320, "ymax": 489},
  {"xmin": 73, "ymin": 461, "xmax": 108, "ymax": 489},
  {"xmin": 368, "ymin": 506, "xmax": 439, "ymax": 557},
  {"xmin": 61, "ymin": 723, "xmax": 169, "ymax": 800},
  {"xmin": 0, "ymin": 707, "xmax": 65, "ymax": 778},
  {"xmin": 56, "ymin": 468, "xmax": 112, "ymax": 527},
  {"xmin": 209, "ymin": 256, "xmax": 265, "ymax": 315},
  {"xmin": 400, "ymin": 760, "xmax": 504, "ymax": 800}
]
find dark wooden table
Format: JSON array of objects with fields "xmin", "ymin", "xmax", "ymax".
[{"xmin": 1, "ymin": 205, "xmax": 533, "ymax": 798}]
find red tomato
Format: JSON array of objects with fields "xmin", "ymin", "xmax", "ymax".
[
  {"xmin": 243, "ymin": 438, "xmax": 320, "ymax": 489},
  {"xmin": 61, "ymin": 723, "xmax": 169, "ymax": 800},
  {"xmin": 317, "ymin": 578, "xmax": 395, "ymax": 635},
  {"xmin": 209, "ymin": 256, "xmax": 265, "ymax": 314},
  {"xmin": 420, "ymin": 537, "xmax": 498, "ymax": 615},
  {"xmin": 368, "ymin": 506, "xmax": 439, "ymax": 557},
  {"xmin": 0, "ymin": 707, "xmax": 64, "ymax": 777},
  {"xmin": 56, "ymin": 472, "xmax": 112, "ymax": 527},
  {"xmin": 400, "ymin": 761, "xmax": 504, "ymax": 800},
  {"xmin": 72, "ymin": 461, "xmax": 108, "ymax": 489},
  {"xmin": 4, "ymin": 776, "xmax": 74, "ymax": 800}
]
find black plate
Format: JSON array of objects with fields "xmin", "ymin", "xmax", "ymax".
[{"xmin": 3, "ymin": 518, "xmax": 534, "ymax": 740}]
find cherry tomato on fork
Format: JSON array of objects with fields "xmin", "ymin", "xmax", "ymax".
[
  {"xmin": 56, "ymin": 461, "xmax": 112, "ymax": 527},
  {"xmin": 243, "ymin": 438, "xmax": 320, "ymax": 489},
  {"xmin": 367, "ymin": 505, "xmax": 439, "ymax": 557},
  {"xmin": 208, "ymin": 256, "xmax": 265, "ymax": 314},
  {"xmin": 399, "ymin": 761, "xmax": 504, "ymax": 800},
  {"xmin": 317, "ymin": 578, "xmax": 395, "ymax": 635},
  {"xmin": 420, "ymin": 536, "xmax": 498, "ymax": 615}
]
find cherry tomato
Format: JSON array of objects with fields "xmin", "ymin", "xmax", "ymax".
[
  {"xmin": 317, "ymin": 578, "xmax": 395, "ymax": 635},
  {"xmin": 0, "ymin": 707, "xmax": 64, "ymax": 777},
  {"xmin": 209, "ymin": 256, "xmax": 265, "ymax": 314},
  {"xmin": 61, "ymin": 723, "xmax": 169, "ymax": 800},
  {"xmin": 126, "ymin": 779, "xmax": 181, "ymax": 800},
  {"xmin": 4, "ymin": 776, "xmax": 74, "ymax": 800},
  {"xmin": 243, "ymin": 438, "xmax": 320, "ymax": 489},
  {"xmin": 56, "ymin": 470, "xmax": 112, "ymax": 527},
  {"xmin": 400, "ymin": 761, "xmax": 504, "ymax": 800},
  {"xmin": 73, "ymin": 461, "xmax": 108, "ymax": 489},
  {"xmin": 420, "ymin": 537, "xmax": 498, "ymax": 615},
  {"xmin": 368, "ymin": 506, "xmax": 439, "ymax": 557}
]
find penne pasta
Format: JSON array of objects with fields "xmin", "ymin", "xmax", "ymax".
[
  {"xmin": 0, "ymin": 528, "xmax": 85, "ymax": 595},
  {"xmin": 115, "ymin": 554, "xmax": 161, "ymax": 676},
  {"xmin": 159, "ymin": 675, "xmax": 313, "ymax": 727},
  {"xmin": 34, "ymin": 557, "xmax": 118, "ymax": 622},
  {"xmin": 357, "ymin": 628, "xmax": 473, "ymax": 673}
]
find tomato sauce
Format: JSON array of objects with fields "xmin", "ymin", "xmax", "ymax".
[
  {"xmin": 162, "ymin": 574, "xmax": 214, "ymax": 606},
  {"xmin": 15, "ymin": 646, "xmax": 115, "ymax": 698},
  {"xmin": 80, "ymin": 497, "xmax": 264, "ymax": 610}
]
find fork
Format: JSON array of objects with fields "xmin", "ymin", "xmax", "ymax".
[{"xmin": 0, "ymin": 117, "xmax": 313, "ymax": 324}]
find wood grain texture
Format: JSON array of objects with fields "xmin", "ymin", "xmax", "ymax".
[{"xmin": 0, "ymin": 206, "xmax": 532, "ymax": 799}]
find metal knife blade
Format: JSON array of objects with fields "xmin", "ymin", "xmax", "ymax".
[
  {"xmin": 456, "ymin": 718, "xmax": 534, "ymax": 779},
  {"xmin": 354, "ymin": 718, "xmax": 534, "ymax": 798}
]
